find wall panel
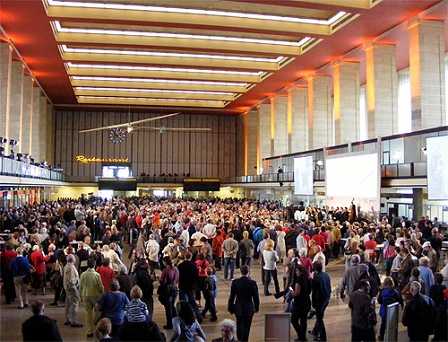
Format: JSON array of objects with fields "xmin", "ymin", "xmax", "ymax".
[{"xmin": 55, "ymin": 111, "xmax": 237, "ymax": 180}]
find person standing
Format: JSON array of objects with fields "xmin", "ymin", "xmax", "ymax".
[
  {"xmin": 348, "ymin": 279, "xmax": 375, "ymax": 342},
  {"xmin": 145, "ymin": 234, "xmax": 160, "ymax": 274},
  {"xmin": 222, "ymin": 233, "xmax": 239, "ymax": 280},
  {"xmin": 0, "ymin": 242, "xmax": 17, "ymax": 305},
  {"xmin": 402, "ymin": 281, "xmax": 437, "ymax": 342},
  {"xmin": 262, "ymin": 239, "xmax": 280, "ymax": 296},
  {"xmin": 290, "ymin": 265, "xmax": 312, "ymax": 342},
  {"xmin": 158, "ymin": 256, "xmax": 179, "ymax": 329},
  {"xmin": 79, "ymin": 258, "xmax": 104, "ymax": 338},
  {"xmin": 309, "ymin": 260, "xmax": 331, "ymax": 341},
  {"xmin": 63, "ymin": 254, "xmax": 83, "ymax": 327},
  {"xmin": 10, "ymin": 247, "xmax": 30, "ymax": 309},
  {"xmin": 228, "ymin": 265, "xmax": 259, "ymax": 342},
  {"xmin": 22, "ymin": 300, "xmax": 63, "ymax": 342},
  {"xmin": 340, "ymin": 254, "xmax": 361, "ymax": 301},
  {"xmin": 178, "ymin": 251, "xmax": 203, "ymax": 322}
]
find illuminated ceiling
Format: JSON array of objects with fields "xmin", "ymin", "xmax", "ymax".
[{"xmin": 0, "ymin": 0, "xmax": 447, "ymax": 115}]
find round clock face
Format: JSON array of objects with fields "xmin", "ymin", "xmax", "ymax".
[{"xmin": 109, "ymin": 128, "xmax": 126, "ymax": 143}]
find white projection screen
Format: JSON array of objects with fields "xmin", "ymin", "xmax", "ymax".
[
  {"xmin": 294, "ymin": 155, "xmax": 314, "ymax": 195},
  {"xmin": 325, "ymin": 150, "xmax": 380, "ymax": 217},
  {"xmin": 427, "ymin": 135, "xmax": 448, "ymax": 200}
]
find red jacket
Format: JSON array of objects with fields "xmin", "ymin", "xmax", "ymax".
[
  {"xmin": 96, "ymin": 265, "xmax": 116, "ymax": 291},
  {"xmin": 30, "ymin": 250, "xmax": 50, "ymax": 275}
]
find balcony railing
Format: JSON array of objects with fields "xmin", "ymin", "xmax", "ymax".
[{"xmin": 0, "ymin": 156, "xmax": 65, "ymax": 182}]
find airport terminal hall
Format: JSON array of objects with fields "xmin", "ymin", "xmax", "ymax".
[{"xmin": 1, "ymin": 1, "xmax": 448, "ymax": 342}]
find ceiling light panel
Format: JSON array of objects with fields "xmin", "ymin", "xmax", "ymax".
[{"xmin": 45, "ymin": 0, "xmax": 352, "ymax": 36}]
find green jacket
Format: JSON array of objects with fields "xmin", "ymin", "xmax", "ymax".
[{"xmin": 79, "ymin": 268, "xmax": 104, "ymax": 299}]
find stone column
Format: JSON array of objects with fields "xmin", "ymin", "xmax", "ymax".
[
  {"xmin": 307, "ymin": 75, "xmax": 333, "ymax": 149},
  {"xmin": 258, "ymin": 103, "xmax": 272, "ymax": 161},
  {"xmin": 408, "ymin": 19, "xmax": 446, "ymax": 130},
  {"xmin": 31, "ymin": 87, "xmax": 42, "ymax": 159},
  {"xmin": 273, "ymin": 95, "xmax": 288, "ymax": 156},
  {"xmin": 412, "ymin": 188, "xmax": 424, "ymax": 221},
  {"xmin": 9, "ymin": 61, "xmax": 24, "ymax": 156},
  {"xmin": 0, "ymin": 42, "xmax": 12, "ymax": 139},
  {"xmin": 333, "ymin": 61, "xmax": 360, "ymax": 144},
  {"xmin": 289, "ymin": 86, "xmax": 308, "ymax": 153},
  {"xmin": 365, "ymin": 43, "xmax": 398, "ymax": 138},
  {"xmin": 247, "ymin": 110, "xmax": 259, "ymax": 175},
  {"xmin": 20, "ymin": 75, "xmax": 33, "ymax": 155}
]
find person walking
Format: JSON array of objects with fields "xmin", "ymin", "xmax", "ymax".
[
  {"xmin": 308, "ymin": 260, "xmax": 331, "ymax": 341},
  {"xmin": 79, "ymin": 258, "xmax": 104, "ymax": 338},
  {"xmin": 262, "ymin": 239, "xmax": 280, "ymax": 296},
  {"xmin": 348, "ymin": 279, "xmax": 376, "ymax": 342},
  {"xmin": 178, "ymin": 251, "xmax": 203, "ymax": 322},
  {"xmin": 10, "ymin": 247, "xmax": 30, "ymax": 309},
  {"xmin": 222, "ymin": 233, "xmax": 239, "ymax": 280},
  {"xmin": 63, "ymin": 254, "xmax": 83, "ymax": 327},
  {"xmin": 402, "ymin": 281, "xmax": 437, "ymax": 342},
  {"xmin": 228, "ymin": 265, "xmax": 259, "ymax": 342}
]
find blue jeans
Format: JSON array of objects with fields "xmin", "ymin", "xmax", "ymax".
[
  {"xmin": 311, "ymin": 299, "xmax": 329, "ymax": 340},
  {"xmin": 179, "ymin": 289, "xmax": 202, "ymax": 321},
  {"xmin": 224, "ymin": 258, "xmax": 235, "ymax": 279}
]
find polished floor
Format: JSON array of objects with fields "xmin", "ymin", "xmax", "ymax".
[{"xmin": 1, "ymin": 256, "xmax": 412, "ymax": 342}]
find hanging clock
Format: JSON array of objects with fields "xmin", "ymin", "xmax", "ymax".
[{"xmin": 109, "ymin": 128, "xmax": 126, "ymax": 143}]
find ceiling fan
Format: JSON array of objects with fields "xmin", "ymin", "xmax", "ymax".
[{"xmin": 78, "ymin": 112, "xmax": 180, "ymax": 143}]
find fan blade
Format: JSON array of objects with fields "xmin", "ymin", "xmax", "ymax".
[
  {"xmin": 78, "ymin": 112, "xmax": 180, "ymax": 133},
  {"xmin": 130, "ymin": 112, "xmax": 180, "ymax": 126},
  {"xmin": 136, "ymin": 126, "xmax": 211, "ymax": 132}
]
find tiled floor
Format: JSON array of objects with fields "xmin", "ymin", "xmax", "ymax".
[{"xmin": 1, "ymin": 256, "xmax": 411, "ymax": 341}]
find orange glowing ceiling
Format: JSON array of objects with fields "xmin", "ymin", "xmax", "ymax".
[{"xmin": 0, "ymin": 0, "xmax": 447, "ymax": 116}]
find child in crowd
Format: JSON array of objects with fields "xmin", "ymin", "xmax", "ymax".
[{"xmin": 201, "ymin": 267, "xmax": 218, "ymax": 321}]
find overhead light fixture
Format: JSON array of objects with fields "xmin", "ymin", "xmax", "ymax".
[
  {"xmin": 47, "ymin": 1, "xmax": 346, "ymax": 26},
  {"xmin": 75, "ymin": 86, "xmax": 233, "ymax": 96},
  {"xmin": 61, "ymin": 45, "xmax": 283, "ymax": 63},
  {"xmin": 392, "ymin": 150, "xmax": 402, "ymax": 161},
  {"xmin": 316, "ymin": 160, "xmax": 324, "ymax": 168},
  {"xmin": 54, "ymin": 21, "xmax": 310, "ymax": 47},
  {"xmin": 71, "ymin": 76, "xmax": 247, "ymax": 87},
  {"xmin": 66, "ymin": 62, "xmax": 263, "ymax": 76},
  {"xmin": 127, "ymin": 125, "xmax": 134, "ymax": 134}
]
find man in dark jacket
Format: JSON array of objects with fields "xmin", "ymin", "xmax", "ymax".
[
  {"xmin": 402, "ymin": 281, "xmax": 437, "ymax": 342},
  {"xmin": 348, "ymin": 279, "xmax": 375, "ymax": 342},
  {"xmin": 22, "ymin": 300, "xmax": 63, "ymax": 341},
  {"xmin": 177, "ymin": 251, "xmax": 202, "ymax": 322},
  {"xmin": 228, "ymin": 265, "xmax": 259, "ymax": 342},
  {"xmin": 309, "ymin": 260, "xmax": 331, "ymax": 341}
]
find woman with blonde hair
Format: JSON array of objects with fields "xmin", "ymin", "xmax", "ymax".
[
  {"xmin": 262, "ymin": 239, "xmax": 280, "ymax": 296},
  {"xmin": 95, "ymin": 317, "xmax": 112, "ymax": 341}
]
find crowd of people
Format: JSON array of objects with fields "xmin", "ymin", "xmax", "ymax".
[{"xmin": 1, "ymin": 195, "xmax": 448, "ymax": 341}]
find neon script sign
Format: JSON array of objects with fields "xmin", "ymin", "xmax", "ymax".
[{"xmin": 76, "ymin": 156, "xmax": 130, "ymax": 163}]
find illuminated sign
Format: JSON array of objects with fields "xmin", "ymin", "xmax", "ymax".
[{"xmin": 76, "ymin": 155, "xmax": 130, "ymax": 164}]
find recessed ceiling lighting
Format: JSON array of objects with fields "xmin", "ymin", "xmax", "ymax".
[
  {"xmin": 66, "ymin": 62, "xmax": 263, "ymax": 76},
  {"xmin": 47, "ymin": 0, "xmax": 346, "ymax": 25},
  {"xmin": 54, "ymin": 21, "xmax": 311, "ymax": 47},
  {"xmin": 61, "ymin": 45, "xmax": 284, "ymax": 63},
  {"xmin": 70, "ymin": 76, "xmax": 248, "ymax": 87},
  {"xmin": 75, "ymin": 87, "xmax": 233, "ymax": 96}
]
